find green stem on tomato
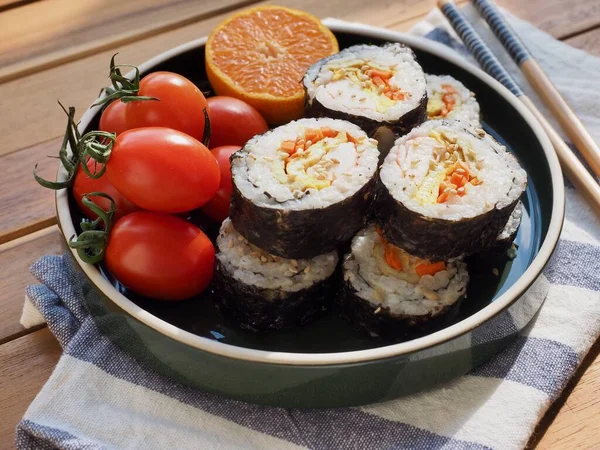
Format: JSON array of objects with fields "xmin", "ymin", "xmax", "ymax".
[
  {"xmin": 33, "ymin": 102, "xmax": 80, "ymax": 190},
  {"xmin": 69, "ymin": 192, "xmax": 115, "ymax": 264},
  {"xmin": 93, "ymin": 54, "xmax": 159, "ymax": 107},
  {"xmin": 78, "ymin": 131, "xmax": 116, "ymax": 179}
]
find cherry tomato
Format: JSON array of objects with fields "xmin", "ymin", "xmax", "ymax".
[
  {"xmin": 126, "ymin": 72, "xmax": 209, "ymax": 142},
  {"xmin": 106, "ymin": 212, "xmax": 215, "ymax": 300},
  {"xmin": 99, "ymin": 100, "xmax": 129, "ymax": 136},
  {"xmin": 106, "ymin": 127, "xmax": 220, "ymax": 213},
  {"xmin": 73, "ymin": 159, "xmax": 140, "ymax": 221},
  {"xmin": 200, "ymin": 145, "xmax": 240, "ymax": 222},
  {"xmin": 207, "ymin": 96, "xmax": 268, "ymax": 148}
]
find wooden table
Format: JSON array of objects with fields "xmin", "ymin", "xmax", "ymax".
[{"xmin": 0, "ymin": 0, "xmax": 598, "ymax": 448}]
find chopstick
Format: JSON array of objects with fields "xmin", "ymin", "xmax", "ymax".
[
  {"xmin": 472, "ymin": 0, "xmax": 600, "ymax": 179},
  {"xmin": 436, "ymin": 0, "xmax": 600, "ymax": 216}
]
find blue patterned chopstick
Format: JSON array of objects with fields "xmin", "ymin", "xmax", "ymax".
[
  {"xmin": 469, "ymin": 0, "xmax": 600, "ymax": 179},
  {"xmin": 437, "ymin": 0, "xmax": 523, "ymax": 97},
  {"xmin": 472, "ymin": 0, "xmax": 531, "ymax": 66}
]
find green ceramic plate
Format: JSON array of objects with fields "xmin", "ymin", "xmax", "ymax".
[{"xmin": 54, "ymin": 20, "xmax": 564, "ymax": 407}]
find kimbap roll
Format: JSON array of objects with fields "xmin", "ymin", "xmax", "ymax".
[
  {"xmin": 339, "ymin": 224, "xmax": 468, "ymax": 340},
  {"xmin": 426, "ymin": 74, "xmax": 480, "ymax": 126},
  {"xmin": 376, "ymin": 120, "xmax": 527, "ymax": 260},
  {"xmin": 303, "ymin": 43, "xmax": 427, "ymax": 156},
  {"xmin": 230, "ymin": 118, "xmax": 379, "ymax": 259},
  {"xmin": 213, "ymin": 219, "xmax": 339, "ymax": 332}
]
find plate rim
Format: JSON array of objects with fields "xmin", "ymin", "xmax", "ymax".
[{"xmin": 55, "ymin": 20, "xmax": 565, "ymax": 366}]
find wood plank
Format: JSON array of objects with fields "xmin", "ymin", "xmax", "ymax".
[
  {"xmin": 1, "ymin": 0, "xmax": 594, "ymax": 87},
  {"xmin": 496, "ymin": 0, "xmax": 600, "ymax": 40},
  {"xmin": 530, "ymin": 339, "xmax": 600, "ymax": 449},
  {"xmin": 0, "ymin": 227, "xmax": 62, "ymax": 345},
  {"xmin": 0, "ymin": 0, "xmax": 443, "ymax": 158},
  {"xmin": 0, "ymin": 328, "xmax": 61, "ymax": 450},
  {"xmin": 0, "ymin": 0, "xmax": 258, "ymax": 84},
  {"xmin": 0, "ymin": 0, "xmax": 39, "ymax": 13},
  {"xmin": 565, "ymin": 27, "xmax": 600, "ymax": 57},
  {"xmin": 0, "ymin": 138, "xmax": 60, "ymax": 244}
]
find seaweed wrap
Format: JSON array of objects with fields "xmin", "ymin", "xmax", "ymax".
[
  {"xmin": 376, "ymin": 120, "xmax": 527, "ymax": 260},
  {"xmin": 303, "ymin": 43, "xmax": 427, "ymax": 156},
  {"xmin": 230, "ymin": 117, "xmax": 379, "ymax": 259},
  {"xmin": 467, "ymin": 201, "xmax": 523, "ymax": 273},
  {"xmin": 213, "ymin": 219, "xmax": 339, "ymax": 332},
  {"xmin": 426, "ymin": 74, "xmax": 480, "ymax": 126},
  {"xmin": 338, "ymin": 224, "xmax": 468, "ymax": 340}
]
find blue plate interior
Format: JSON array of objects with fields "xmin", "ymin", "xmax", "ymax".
[{"xmin": 75, "ymin": 31, "xmax": 551, "ymax": 353}]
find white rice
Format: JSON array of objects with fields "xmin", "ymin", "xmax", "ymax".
[
  {"xmin": 304, "ymin": 44, "xmax": 426, "ymax": 122},
  {"xmin": 498, "ymin": 201, "xmax": 523, "ymax": 241},
  {"xmin": 380, "ymin": 120, "xmax": 527, "ymax": 221},
  {"xmin": 344, "ymin": 225, "xmax": 468, "ymax": 316},
  {"xmin": 426, "ymin": 74, "xmax": 480, "ymax": 126},
  {"xmin": 216, "ymin": 219, "xmax": 339, "ymax": 293},
  {"xmin": 231, "ymin": 118, "xmax": 379, "ymax": 210}
]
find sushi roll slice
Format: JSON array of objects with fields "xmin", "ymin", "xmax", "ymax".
[
  {"xmin": 303, "ymin": 43, "xmax": 427, "ymax": 156},
  {"xmin": 213, "ymin": 219, "xmax": 339, "ymax": 332},
  {"xmin": 339, "ymin": 224, "xmax": 468, "ymax": 340},
  {"xmin": 230, "ymin": 118, "xmax": 379, "ymax": 259},
  {"xmin": 376, "ymin": 120, "xmax": 527, "ymax": 260},
  {"xmin": 426, "ymin": 74, "xmax": 480, "ymax": 126}
]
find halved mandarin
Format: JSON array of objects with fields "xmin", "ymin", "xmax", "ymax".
[{"xmin": 205, "ymin": 5, "xmax": 339, "ymax": 124}]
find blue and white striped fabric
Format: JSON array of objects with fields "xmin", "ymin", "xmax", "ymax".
[{"xmin": 18, "ymin": 7, "xmax": 600, "ymax": 450}]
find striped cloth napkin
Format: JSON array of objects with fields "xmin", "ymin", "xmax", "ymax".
[{"xmin": 18, "ymin": 7, "xmax": 600, "ymax": 450}]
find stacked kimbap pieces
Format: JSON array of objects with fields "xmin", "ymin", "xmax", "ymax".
[
  {"xmin": 213, "ymin": 42, "xmax": 527, "ymax": 340},
  {"xmin": 214, "ymin": 118, "xmax": 379, "ymax": 331}
]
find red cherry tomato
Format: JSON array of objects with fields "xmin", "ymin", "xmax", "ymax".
[
  {"xmin": 126, "ymin": 72, "xmax": 209, "ymax": 142},
  {"xmin": 73, "ymin": 159, "xmax": 140, "ymax": 221},
  {"xmin": 105, "ymin": 127, "xmax": 220, "ymax": 213},
  {"xmin": 99, "ymin": 100, "xmax": 129, "ymax": 136},
  {"xmin": 106, "ymin": 212, "xmax": 215, "ymax": 300},
  {"xmin": 201, "ymin": 145, "xmax": 241, "ymax": 222},
  {"xmin": 206, "ymin": 96, "xmax": 268, "ymax": 148}
]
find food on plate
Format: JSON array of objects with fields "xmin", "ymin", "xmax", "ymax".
[
  {"xmin": 229, "ymin": 118, "xmax": 379, "ymax": 259},
  {"xmin": 205, "ymin": 5, "xmax": 339, "ymax": 124},
  {"xmin": 97, "ymin": 57, "xmax": 210, "ymax": 143},
  {"xmin": 201, "ymin": 145, "xmax": 242, "ymax": 222},
  {"xmin": 213, "ymin": 219, "xmax": 339, "ymax": 331},
  {"xmin": 303, "ymin": 43, "xmax": 427, "ymax": 156},
  {"xmin": 97, "ymin": 127, "xmax": 220, "ymax": 213},
  {"xmin": 426, "ymin": 74, "xmax": 480, "ymax": 125},
  {"xmin": 73, "ymin": 159, "xmax": 140, "ymax": 221},
  {"xmin": 105, "ymin": 212, "xmax": 215, "ymax": 301},
  {"xmin": 37, "ymin": 9, "xmax": 533, "ymax": 341},
  {"xmin": 375, "ymin": 119, "xmax": 527, "ymax": 260},
  {"xmin": 206, "ymin": 96, "xmax": 268, "ymax": 148},
  {"xmin": 338, "ymin": 224, "xmax": 468, "ymax": 340}
]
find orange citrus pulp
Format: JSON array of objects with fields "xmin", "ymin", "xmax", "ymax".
[{"xmin": 205, "ymin": 5, "xmax": 339, "ymax": 124}]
